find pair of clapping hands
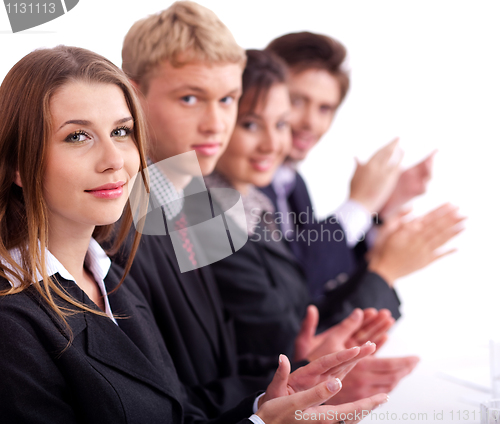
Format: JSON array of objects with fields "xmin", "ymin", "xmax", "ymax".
[
  {"xmin": 255, "ymin": 307, "xmax": 418, "ymax": 424},
  {"xmin": 350, "ymin": 139, "xmax": 465, "ymax": 286}
]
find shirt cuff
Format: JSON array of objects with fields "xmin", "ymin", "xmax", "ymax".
[
  {"xmin": 335, "ymin": 200, "xmax": 373, "ymax": 248},
  {"xmin": 249, "ymin": 414, "xmax": 266, "ymax": 424},
  {"xmin": 253, "ymin": 392, "xmax": 266, "ymax": 413}
]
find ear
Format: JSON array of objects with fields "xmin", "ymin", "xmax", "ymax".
[
  {"xmin": 129, "ymin": 78, "xmax": 142, "ymax": 95},
  {"xmin": 14, "ymin": 170, "xmax": 22, "ymax": 188}
]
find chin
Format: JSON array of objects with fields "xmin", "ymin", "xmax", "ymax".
[
  {"xmin": 198, "ymin": 159, "xmax": 218, "ymax": 176},
  {"xmin": 252, "ymin": 175, "xmax": 273, "ymax": 188},
  {"xmin": 90, "ymin": 209, "xmax": 126, "ymax": 227},
  {"xmin": 289, "ymin": 148, "xmax": 308, "ymax": 162}
]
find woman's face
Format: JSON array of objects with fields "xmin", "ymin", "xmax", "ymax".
[
  {"xmin": 44, "ymin": 81, "xmax": 140, "ymax": 235},
  {"xmin": 215, "ymin": 83, "xmax": 291, "ymax": 193}
]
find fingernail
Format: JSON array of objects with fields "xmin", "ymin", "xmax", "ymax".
[
  {"xmin": 327, "ymin": 378, "xmax": 342, "ymax": 393},
  {"xmin": 364, "ymin": 341, "xmax": 372, "ymax": 345},
  {"xmin": 350, "ymin": 308, "xmax": 362, "ymax": 319},
  {"xmin": 374, "ymin": 395, "xmax": 390, "ymax": 410},
  {"xmin": 279, "ymin": 354, "xmax": 284, "ymax": 364}
]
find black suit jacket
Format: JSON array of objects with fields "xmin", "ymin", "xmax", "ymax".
[
  {"xmin": 117, "ymin": 198, "xmax": 274, "ymax": 421},
  {"xmin": 209, "ymin": 219, "xmax": 310, "ymax": 359},
  {"xmin": 260, "ymin": 172, "xmax": 401, "ymax": 325},
  {"xmin": 0, "ymin": 265, "xmax": 183, "ymax": 424}
]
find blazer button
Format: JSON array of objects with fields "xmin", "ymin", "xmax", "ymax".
[{"xmin": 324, "ymin": 273, "xmax": 349, "ymax": 292}]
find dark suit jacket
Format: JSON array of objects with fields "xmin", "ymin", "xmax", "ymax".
[
  {"xmin": 260, "ymin": 172, "xmax": 401, "ymax": 325},
  {"xmin": 209, "ymin": 220, "xmax": 310, "ymax": 359},
  {"xmin": 0, "ymin": 264, "xmax": 183, "ymax": 424},
  {"xmin": 116, "ymin": 197, "xmax": 274, "ymax": 421}
]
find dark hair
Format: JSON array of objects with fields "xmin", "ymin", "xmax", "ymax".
[
  {"xmin": 240, "ymin": 49, "xmax": 288, "ymax": 112},
  {"xmin": 266, "ymin": 31, "xmax": 350, "ymax": 103}
]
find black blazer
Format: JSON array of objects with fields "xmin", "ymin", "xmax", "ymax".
[
  {"xmin": 0, "ymin": 264, "xmax": 183, "ymax": 424},
  {"xmin": 117, "ymin": 200, "xmax": 273, "ymax": 421},
  {"xmin": 260, "ymin": 172, "xmax": 401, "ymax": 325},
  {"xmin": 209, "ymin": 219, "xmax": 310, "ymax": 359}
]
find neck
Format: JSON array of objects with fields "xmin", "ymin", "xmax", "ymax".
[{"xmin": 47, "ymin": 222, "xmax": 94, "ymax": 284}]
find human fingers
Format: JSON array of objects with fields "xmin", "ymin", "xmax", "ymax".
[
  {"xmin": 371, "ymin": 137, "xmax": 400, "ymax": 163},
  {"xmin": 331, "ymin": 342, "xmax": 378, "ymax": 381},
  {"xmin": 262, "ymin": 354, "xmax": 292, "ymax": 402},
  {"xmin": 325, "ymin": 308, "xmax": 364, "ymax": 342},
  {"xmin": 352, "ymin": 309, "xmax": 393, "ymax": 344},
  {"xmin": 361, "ymin": 356, "xmax": 420, "ymax": 373},
  {"xmin": 360, "ymin": 308, "xmax": 378, "ymax": 326},
  {"xmin": 257, "ymin": 377, "xmax": 343, "ymax": 424},
  {"xmin": 293, "ymin": 343, "xmax": 377, "ymax": 391},
  {"xmin": 425, "ymin": 218, "xmax": 466, "ymax": 251},
  {"xmin": 294, "ymin": 305, "xmax": 320, "ymax": 361},
  {"xmin": 312, "ymin": 392, "xmax": 389, "ymax": 423},
  {"xmin": 420, "ymin": 203, "xmax": 458, "ymax": 227},
  {"xmin": 420, "ymin": 149, "xmax": 437, "ymax": 178}
]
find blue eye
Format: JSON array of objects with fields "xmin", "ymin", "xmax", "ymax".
[
  {"xmin": 181, "ymin": 95, "xmax": 197, "ymax": 105},
  {"xmin": 220, "ymin": 96, "xmax": 234, "ymax": 105},
  {"xmin": 65, "ymin": 130, "xmax": 90, "ymax": 143}
]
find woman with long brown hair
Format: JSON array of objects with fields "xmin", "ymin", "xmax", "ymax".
[
  {"xmin": 0, "ymin": 45, "xmax": 388, "ymax": 424},
  {"xmin": 0, "ymin": 45, "xmax": 186, "ymax": 423}
]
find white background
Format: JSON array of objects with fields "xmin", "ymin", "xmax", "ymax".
[{"xmin": 1, "ymin": 0, "xmax": 499, "ymax": 419}]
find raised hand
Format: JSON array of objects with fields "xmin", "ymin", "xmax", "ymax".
[
  {"xmin": 294, "ymin": 306, "xmax": 394, "ymax": 362},
  {"xmin": 368, "ymin": 203, "xmax": 465, "ymax": 286},
  {"xmin": 256, "ymin": 356, "xmax": 389, "ymax": 424},
  {"xmin": 327, "ymin": 355, "xmax": 419, "ymax": 404},
  {"xmin": 262, "ymin": 344, "xmax": 377, "ymax": 405},
  {"xmin": 349, "ymin": 138, "xmax": 403, "ymax": 213},
  {"xmin": 380, "ymin": 150, "xmax": 436, "ymax": 219}
]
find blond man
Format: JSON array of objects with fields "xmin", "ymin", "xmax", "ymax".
[{"xmin": 118, "ymin": 3, "xmax": 389, "ymax": 424}]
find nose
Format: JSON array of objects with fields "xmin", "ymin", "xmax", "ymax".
[
  {"xmin": 299, "ymin": 104, "xmax": 317, "ymax": 131},
  {"xmin": 199, "ymin": 102, "xmax": 226, "ymax": 135},
  {"xmin": 97, "ymin": 136, "xmax": 125, "ymax": 173},
  {"xmin": 259, "ymin": 128, "xmax": 283, "ymax": 154}
]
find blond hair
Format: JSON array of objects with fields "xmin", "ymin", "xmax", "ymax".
[{"xmin": 122, "ymin": 1, "xmax": 246, "ymax": 90}]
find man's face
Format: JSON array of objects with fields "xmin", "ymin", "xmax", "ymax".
[
  {"xmin": 287, "ymin": 67, "xmax": 342, "ymax": 162},
  {"xmin": 138, "ymin": 60, "xmax": 243, "ymax": 175}
]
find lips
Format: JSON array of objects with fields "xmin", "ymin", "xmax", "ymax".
[
  {"xmin": 191, "ymin": 143, "xmax": 222, "ymax": 156},
  {"xmin": 250, "ymin": 157, "xmax": 276, "ymax": 172},
  {"xmin": 292, "ymin": 132, "xmax": 317, "ymax": 151},
  {"xmin": 85, "ymin": 181, "xmax": 126, "ymax": 199}
]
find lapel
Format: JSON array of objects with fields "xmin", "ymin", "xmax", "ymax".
[
  {"xmin": 259, "ymin": 184, "xmax": 279, "ymax": 211},
  {"xmin": 253, "ymin": 218, "xmax": 299, "ymax": 264},
  {"xmin": 79, "ymin": 270, "xmax": 181, "ymax": 402},
  {"xmin": 24, "ymin": 273, "xmax": 182, "ymax": 402}
]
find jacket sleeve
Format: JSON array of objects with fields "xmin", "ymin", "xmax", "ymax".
[
  {"xmin": 0, "ymin": 314, "xmax": 79, "ymax": 424},
  {"xmin": 315, "ymin": 266, "xmax": 401, "ymax": 331}
]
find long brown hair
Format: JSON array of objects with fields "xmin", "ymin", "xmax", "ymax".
[{"xmin": 0, "ymin": 46, "xmax": 148, "ymax": 325}]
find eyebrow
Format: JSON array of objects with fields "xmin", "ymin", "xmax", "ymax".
[
  {"xmin": 172, "ymin": 86, "xmax": 241, "ymax": 96},
  {"xmin": 57, "ymin": 116, "xmax": 133, "ymax": 131},
  {"xmin": 239, "ymin": 112, "xmax": 263, "ymax": 121}
]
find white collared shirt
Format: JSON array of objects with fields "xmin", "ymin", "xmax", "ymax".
[{"xmin": 3, "ymin": 238, "xmax": 117, "ymax": 324}]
